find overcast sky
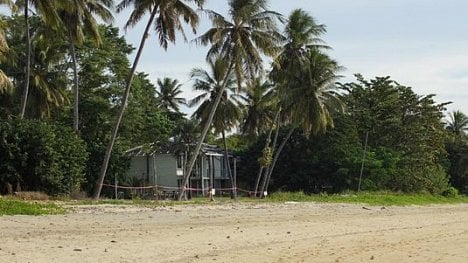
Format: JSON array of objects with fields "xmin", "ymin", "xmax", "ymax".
[{"xmin": 114, "ymin": 0, "xmax": 468, "ymax": 116}]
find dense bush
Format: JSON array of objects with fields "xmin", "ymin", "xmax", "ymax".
[{"xmin": 0, "ymin": 119, "xmax": 88, "ymax": 196}]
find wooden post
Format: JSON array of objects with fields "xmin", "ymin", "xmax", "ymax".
[
  {"xmin": 233, "ymin": 158, "xmax": 237, "ymax": 198},
  {"xmin": 210, "ymin": 155, "xmax": 215, "ymax": 201},
  {"xmin": 114, "ymin": 174, "xmax": 118, "ymax": 199}
]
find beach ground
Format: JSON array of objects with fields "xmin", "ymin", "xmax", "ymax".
[{"xmin": 1, "ymin": 202, "xmax": 467, "ymax": 262}]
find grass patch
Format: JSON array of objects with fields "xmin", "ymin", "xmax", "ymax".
[
  {"xmin": 267, "ymin": 191, "xmax": 468, "ymax": 206},
  {"xmin": 0, "ymin": 199, "xmax": 66, "ymax": 216}
]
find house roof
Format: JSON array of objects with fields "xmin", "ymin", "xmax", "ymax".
[{"xmin": 125, "ymin": 142, "xmax": 233, "ymax": 157}]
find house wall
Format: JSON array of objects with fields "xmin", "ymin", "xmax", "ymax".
[
  {"xmin": 126, "ymin": 156, "xmax": 150, "ymax": 183},
  {"xmin": 154, "ymin": 154, "xmax": 179, "ymax": 188},
  {"xmin": 126, "ymin": 153, "xmax": 231, "ymax": 191}
]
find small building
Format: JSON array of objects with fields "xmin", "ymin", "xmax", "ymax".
[{"xmin": 125, "ymin": 143, "xmax": 237, "ymax": 197}]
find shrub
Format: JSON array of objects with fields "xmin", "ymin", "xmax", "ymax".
[
  {"xmin": 442, "ymin": 187, "xmax": 459, "ymax": 197},
  {"xmin": 0, "ymin": 119, "xmax": 88, "ymax": 196}
]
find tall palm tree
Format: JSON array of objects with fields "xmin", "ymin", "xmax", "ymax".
[
  {"xmin": 56, "ymin": 0, "xmax": 114, "ymax": 131},
  {"xmin": 155, "ymin": 77, "xmax": 187, "ymax": 116},
  {"xmin": 94, "ymin": 0, "xmax": 204, "ymax": 199},
  {"xmin": 178, "ymin": 0, "xmax": 283, "ymax": 200},
  {"xmin": 16, "ymin": 0, "xmax": 61, "ymax": 119},
  {"xmin": 260, "ymin": 49, "xmax": 343, "ymax": 196},
  {"xmin": 26, "ymin": 31, "xmax": 69, "ymax": 119},
  {"xmin": 447, "ymin": 110, "xmax": 468, "ymax": 142},
  {"xmin": 189, "ymin": 57, "xmax": 242, "ymax": 198},
  {"xmin": 258, "ymin": 9, "xmax": 342, "ymax": 196},
  {"xmin": 2, "ymin": 15, "xmax": 69, "ymax": 118}
]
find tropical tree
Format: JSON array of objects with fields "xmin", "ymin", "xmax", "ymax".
[
  {"xmin": 179, "ymin": 0, "xmax": 283, "ymax": 200},
  {"xmin": 445, "ymin": 110, "xmax": 468, "ymax": 192},
  {"xmin": 446, "ymin": 110, "xmax": 468, "ymax": 140},
  {"xmin": 15, "ymin": 0, "xmax": 61, "ymax": 118},
  {"xmin": 56, "ymin": 0, "xmax": 114, "ymax": 131},
  {"xmin": 240, "ymin": 76, "xmax": 277, "ymax": 196},
  {"xmin": 0, "ymin": 18, "xmax": 12, "ymax": 95},
  {"xmin": 258, "ymin": 49, "xmax": 343, "ymax": 196},
  {"xmin": 257, "ymin": 10, "xmax": 342, "ymax": 196},
  {"xmin": 189, "ymin": 57, "xmax": 243, "ymax": 198},
  {"xmin": 94, "ymin": 0, "xmax": 204, "ymax": 199},
  {"xmin": 341, "ymin": 75, "xmax": 450, "ymax": 193},
  {"xmin": 0, "ymin": 1, "xmax": 15, "ymax": 95},
  {"xmin": 155, "ymin": 77, "xmax": 187, "ymax": 119},
  {"xmin": 240, "ymin": 76, "xmax": 276, "ymax": 141},
  {"xmin": 2, "ymin": 15, "xmax": 70, "ymax": 119}
]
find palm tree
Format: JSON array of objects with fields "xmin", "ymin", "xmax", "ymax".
[
  {"xmin": 0, "ymin": 2, "xmax": 15, "ymax": 94},
  {"xmin": 258, "ymin": 9, "xmax": 342, "ymax": 196},
  {"xmin": 447, "ymin": 110, "xmax": 468, "ymax": 143},
  {"xmin": 240, "ymin": 76, "xmax": 276, "ymax": 141},
  {"xmin": 56, "ymin": 0, "xmax": 114, "ymax": 131},
  {"xmin": 189, "ymin": 57, "xmax": 242, "ymax": 198},
  {"xmin": 16, "ymin": 0, "xmax": 61, "ymax": 119},
  {"xmin": 155, "ymin": 77, "xmax": 187, "ymax": 117},
  {"xmin": 93, "ymin": 0, "xmax": 204, "ymax": 199},
  {"xmin": 259, "ymin": 49, "xmax": 343, "ymax": 196},
  {"xmin": 2, "ymin": 15, "xmax": 69, "ymax": 118},
  {"xmin": 178, "ymin": 0, "xmax": 283, "ymax": 200}
]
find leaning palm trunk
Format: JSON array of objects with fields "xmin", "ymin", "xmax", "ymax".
[
  {"xmin": 253, "ymin": 109, "xmax": 280, "ymax": 197},
  {"xmin": 260, "ymin": 127, "xmax": 294, "ymax": 197},
  {"xmin": 222, "ymin": 129, "xmax": 236, "ymax": 199},
  {"xmin": 259, "ymin": 118, "xmax": 281, "ymax": 197},
  {"xmin": 178, "ymin": 60, "xmax": 235, "ymax": 201},
  {"xmin": 93, "ymin": 6, "xmax": 158, "ymax": 199},
  {"xmin": 69, "ymin": 32, "xmax": 79, "ymax": 132},
  {"xmin": 19, "ymin": 2, "xmax": 30, "ymax": 118}
]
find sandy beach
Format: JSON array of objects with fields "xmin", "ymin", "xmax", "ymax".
[{"xmin": 1, "ymin": 202, "xmax": 467, "ymax": 263}]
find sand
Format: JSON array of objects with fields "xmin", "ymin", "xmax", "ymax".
[{"xmin": 1, "ymin": 202, "xmax": 467, "ymax": 263}]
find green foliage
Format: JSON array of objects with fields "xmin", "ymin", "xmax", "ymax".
[
  {"xmin": 0, "ymin": 199, "xmax": 66, "ymax": 216},
  {"xmin": 340, "ymin": 75, "xmax": 450, "ymax": 194},
  {"xmin": 442, "ymin": 187, "xmax": 459, "ymax": 197},
  {"xmin": 258, "ymin": 146, "xmax": 273, "ymax": 167},
  {"xmin": 0, "ymin": 119, "xmax": 87, "ymax": 196}
]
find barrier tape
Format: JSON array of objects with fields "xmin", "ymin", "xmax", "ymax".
[
  {"xmin": 101, "ymin": 183, "xmax": 267, "ymax": 197},
  {"xmin": 101, "ymin": 183, "xmax": 243, "ymax": 192}
]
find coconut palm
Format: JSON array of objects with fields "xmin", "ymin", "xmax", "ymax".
[
  {"xmin": 447, "ymin": 110, "xmax": 468, "ymax": 140},
  {"xmin": 259, "ymin": 49, "xmax": 343, "ymax": 196},
  {"xmin": 189, "ymin": 57, "xmax": 242, "ymax": 198},
  {"xmin": 94, "ymin": 0, "xmax": 204, "ymax": 199},
  {"xmin": 179, "ymin": 0, "xmax": 283, "ymax": 200},
  {"xmin": 155, "ymin": 77, "xmax": 187, "ymax": 117},
  {"xmin": 2, "ymin": 15, "xmax": 69, "ymax": 118},
  {"xmin": 240, "ymin": 76, "xmax": 276, "ymax": 140},
  {"xmin": 0, "ymin": 3, "xmax": 14, "ymax": 95},
  {"xmin": 56, "ymin": 0, "xmax": 114, "ymax": 131},
  {"xmin": 189, "ymin": 58, "xmax": 242, "ymax": 134},
  {"xmin": 15, "ymin": 0, "xmax": 61, "ymax": 118},
  {"xmin": 258, "ymin": 10, "xmax": 342, "ymax": 196}
]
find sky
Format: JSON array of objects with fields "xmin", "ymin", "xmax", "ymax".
[{"xmin": 114, "ymin": 0, "xmax": 468, "ymax": 116}]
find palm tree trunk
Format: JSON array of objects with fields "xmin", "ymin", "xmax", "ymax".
[
  {"xmin": 261, "ymin": 127, "xmax": 294, "ymax": 197},
  {"xmin": 178, "ymin": 60, "xmax": 235, "ymax": 201},
  {"xmin": 93, "ymin": 6, "xmax": 158, "ymax": 199},
  {"xmin": 259, "ymin": 118, "xmax": 281, "ymax": 197},
  {"xmin": 69, "ymin": 33, "xmax": 79, "ymax": 132},
  {"xmin": 253, "ymin": 109, "xmax": 280, "ymax": 197},
  {"xmin": 19, "ymin": 2, "xmax": 30, "ymax": 119},
  {"xmin": 222, "ymin": 129, "xmax": 236, "ymax": 199}
]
